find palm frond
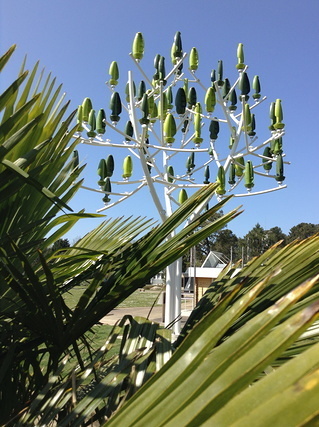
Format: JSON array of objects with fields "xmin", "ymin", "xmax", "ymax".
[
  {"xmin": 3, "ymin": 44, "xmax": 319, "ymax": 427},
  {"xmin": 106, "ymin": 238, "xmax": 319, "ymax": 426}
]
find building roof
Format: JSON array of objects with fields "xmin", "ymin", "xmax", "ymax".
[
  {"xmin": 201, "ymin": 251, "xmax": 228, "ymax": 268},
  {"xmin": 185, "ymin": 251, "xmax": 228, "ymax": 281},
  {"xmin": 187, "ymin": 267, "xmax": 225, "ymax": 278}
]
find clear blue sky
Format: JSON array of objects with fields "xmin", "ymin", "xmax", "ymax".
[{"xmin": 1, "ymin": 0, "xmax": 318, "ymax": 240}]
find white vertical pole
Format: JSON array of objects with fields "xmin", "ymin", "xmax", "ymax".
[
  {"xmin": 173, "ymin": 257, "xmax": 182, "ymax": 334},
  {"xmin": 165, "ymin": 263, "xmax": 175, "ymax": 327}
]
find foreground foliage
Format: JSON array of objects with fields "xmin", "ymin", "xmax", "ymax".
[
  {"xmin": 1, "ymin": 45, "xmax": 319, "ymax": 426},
  {"xmin": 111, "ymin": 235, "xmax": 319, "ymax": 427},
  {"xmin": 0, "ymin": 46, "xmax": 239, "ymax": 425},
  {"xmin": 15, "ymin": 235, "xmax": 319, "ymax": 426}
]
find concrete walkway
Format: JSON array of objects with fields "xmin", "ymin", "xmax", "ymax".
[
  {"xmin": 101, "ymin": 306, "xmax": 191, "ymax": 326},
  {"xmin": 101, "ymin": 306, "xmax": 164, "ymax": 325}
]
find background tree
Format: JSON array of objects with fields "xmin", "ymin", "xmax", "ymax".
[
  {"xmin": 194, "ymin": 211, "xmax": 225, "ymax": 262},
  {"xmin": 195, "ymin": 227, "xmax": 239, "ymax": 263},
  {"xmin": 242, "ymin": 223, "xmax": 266, "ymax": 260},
  {"xmin": 185, "ymin": 220, "xmax": 318, "ymax": 271},
  {"xmin": 51, "ymin": 238, "xmax": 70, "ymax": 252},
  {"xmin": 213, "ymin": 229, "xmax": 239, "ymax": 261},
  {"xmin": 264, "ymin": 226, "xmax": 287, "ymax": 248},
  {"xmin": 43, "ymin": 238, "xmax": 71, "ymax": 259},
  {"xmin": 288, "ymin": 222, "xmax": 319, "ymax": 242}
]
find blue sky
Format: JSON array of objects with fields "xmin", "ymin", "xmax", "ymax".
[{"xmin": 1, "ymin": 0, "xmax": 318, "ymax": 240}]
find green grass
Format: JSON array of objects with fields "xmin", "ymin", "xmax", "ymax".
[
  {"xmin": 62, "ymin": 287, "xmax": 163, "ymax": 360},
  {"xmin": 118, "ymin": 289, "xmax": 162, "ymax": 308},
  {"xmin": 64, "ymin": 287, "xmax": 163, "ymax": 310},
  {"xmin": 86, "ymin": 324, "xmax": 115, "ymax": 354},
  {"xmin": 82, "ymin": 289, "xmax": 163, "ymax": 363}
]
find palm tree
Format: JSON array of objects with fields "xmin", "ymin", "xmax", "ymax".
[
  {"xmin": 2, "ymin": 45, "xmax": 319, "ymax": 426},
  {"xmin": 108, "ymin": 235, "xmax": 319, "ymax": 426},
  {"xmin": 0, "ymin": 45, "xmax": 239, "ymax": 425}
]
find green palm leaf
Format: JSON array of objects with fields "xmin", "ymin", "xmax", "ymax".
[
  {"xmin": 106, "ymin": 237, "xmax": 319, "ymax": 426},
  {"xmin": 0, "ymin": 71, "xmax": 28, "ymax": 112},
  {"xmin": 3, "ymin": 43, "xmax": 319, "ymax": 427},
  {"xmin": 0, "ymin": 45, "xmax": 16, "ymax": 72}
]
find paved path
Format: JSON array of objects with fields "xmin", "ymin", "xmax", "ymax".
[
  {"xmin": 100, "ymin": 306, "xmax": 191, "ymax": 326},
  {"xmin": 101, "ymin": 306, "xmax": 164, "ymax": 325}
]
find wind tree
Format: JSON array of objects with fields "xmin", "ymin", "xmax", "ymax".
[
  {"xmin": 74, "ymin": 31, "xmax": 289, "ymax": 332},
  {"xmin": 2, "ymin": 40, "xmax": 319, "ymax": 427},
  {"xmin": 0, "ymin": 44, "xmax": 239, "ymax": 425}
]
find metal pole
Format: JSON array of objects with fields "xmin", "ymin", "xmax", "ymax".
[{"xmin": 173, "ymin": 257, "xmax": 182, "ymax": 334}]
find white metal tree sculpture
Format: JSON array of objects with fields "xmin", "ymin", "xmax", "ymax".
[{"xmin": 74, "ymin": 32, "xmax": 288, "ymax": 333}]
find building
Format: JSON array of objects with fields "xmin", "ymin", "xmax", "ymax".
[
  {"xmin": 184, "ymin": 251, "xmax": 229, "ymax": 303},
  {"xmin": 150, "ymin": 271, "xmax": 165, "ymax": 286}
]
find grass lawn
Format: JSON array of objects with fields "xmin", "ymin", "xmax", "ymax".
[
  {"xmin": 64, "ymin": 286, "xmax": 163, "ymax": 310},
  {"xmin": 62, "ymin": 287, "xmax": 163, "ymax": 361},
  {"xmin": 62, "ymin": 286, "xmax": 163, "ymax": 357},
  {"xmin": 86, "ymin": 323, "xmax": 114, "ymax": 352},
  {"xmin": 118, "ymin": 289, "xmax": 162, "ymax": 308}
]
